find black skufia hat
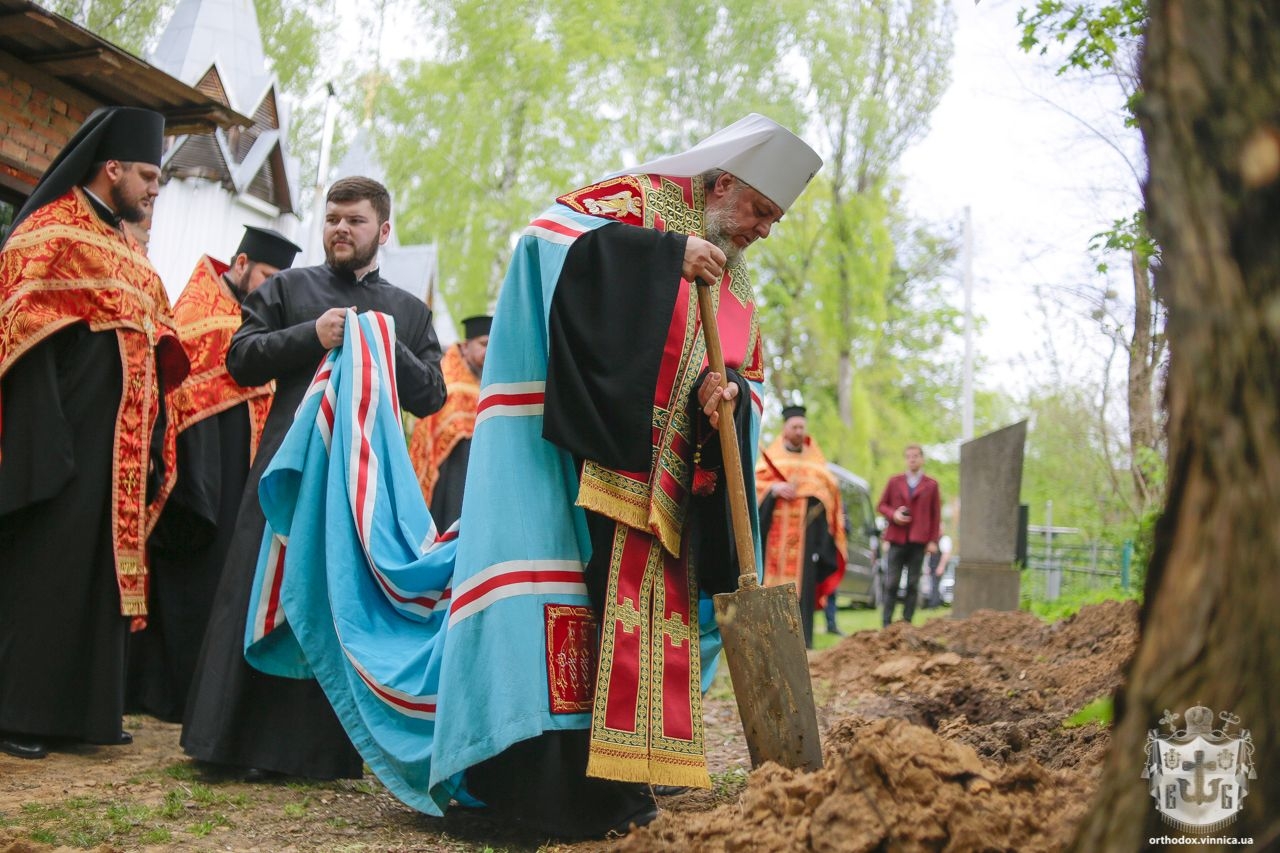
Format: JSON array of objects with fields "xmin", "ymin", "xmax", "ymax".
[
  {"xmin": 7, "ymin": 106, "xmax": 165, "ymax": 242},
  {"xmin": 235, "ymin": 225, "xmax": 302, "ymax": 270},
  {"xmin": 781, "ymin": 404, "xmax": 807, "ymax": 421},
  {"xmin": 461, "ymin": 315, "xmax": 493, "ymax": 340}
]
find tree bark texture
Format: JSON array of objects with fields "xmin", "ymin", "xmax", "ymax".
[{"xmin": 1071, "ymin": 2, "xmax": 1280, "ymax": 850}]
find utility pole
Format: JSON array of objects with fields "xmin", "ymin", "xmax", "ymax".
[
  {"xmin": 308, "ymin": 84, "xmax": 339, "ymax": 265},
  {"xmin": 961, "ymin": 206, "xmax": 975, "ymax": 441}
]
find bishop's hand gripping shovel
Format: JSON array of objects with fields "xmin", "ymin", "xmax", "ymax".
[{"xmin": 695, "ymin": 279, "xmax": 823, "ymax": 773}]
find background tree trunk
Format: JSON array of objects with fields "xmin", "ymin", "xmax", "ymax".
[
  {"xmin": 1127, "ymin": 246, "xmax": 1158, "ymax": 509},
  {"xmin": 1070, "ymin": 2, "xmax": 1280, "ymax": 850}
]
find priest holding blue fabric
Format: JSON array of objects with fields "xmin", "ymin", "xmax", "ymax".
[
  {"xmin": 431, "ymin": 115, "xmax": 823, "ymax": 838},
  {"xmin": 0, "ymin": 107, "xmax": 188, "ymax": 760},
  {"xmin": 182, "ymin": 176, "xmax": 446, "ymax": 781}
]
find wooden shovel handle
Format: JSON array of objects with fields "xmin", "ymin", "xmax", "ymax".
[{"xmin": 695, "ymin": 279, "xmax": 759, "ymax": 590}]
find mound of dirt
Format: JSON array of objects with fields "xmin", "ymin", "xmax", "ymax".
[
  {"xmin": 620, "ymin": 601, "xmax": 1138, "ymax": 852},
  {"xmin": 812, "ymin": 600, "xmax": 1137, "ymax": 770},
  {"xmin": 622, "ymin": 717, "xmax": 1092, "ymax": 853}
]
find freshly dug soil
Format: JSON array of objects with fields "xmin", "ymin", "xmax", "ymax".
[
  {"xmin": 0, "ymin": 601, "xmax": 1138, "ymax": 852},
  {"xmin": 620, "ymin": 600, "xmax": 1138, "ymax": 852}
]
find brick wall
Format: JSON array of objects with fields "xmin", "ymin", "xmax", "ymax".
[{"xmin": 0, "ymin": 52, "xmax": 97, "ymax": 198}]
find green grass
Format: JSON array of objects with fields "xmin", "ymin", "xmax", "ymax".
[
  {"xmin": 5, "ymin": 772, "xmax": 258, "ymax": 850},
  {"xmin": 1065, "ymin": 696, "xmax": 1114, "ymax": 728},
  {"xmin": 163, "ymin": 761, "xmax": 199, "ymax": 782},
  {"xmin": 710, "ymin": 767, "xmax": 749, "ymax": 799},
  {"xmin": 1026, "ymin": 585, "xmax": 1140, "ymax": 623},
  {"xmin": 189, "ymin": 782, "xmax": 247, "ymax": 808},
  {"xmin": 810, "ymin": 603, "xmax": 951, "ymax": 650},
  {"xmin": 188, "ymin": 814, "xmax": 231, "ymax": 837}
]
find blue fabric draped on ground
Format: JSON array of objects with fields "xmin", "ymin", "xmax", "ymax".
[{"xmin": 242, "ymin": 310, "xmax": 459, "ymax": 815}]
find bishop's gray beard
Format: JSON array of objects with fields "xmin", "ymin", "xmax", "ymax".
[{"xmin": 703, "ymin": 202, "xmax": 743, "ymax": 267}]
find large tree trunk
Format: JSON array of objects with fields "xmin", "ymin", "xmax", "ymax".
[{"xmin": 1071, "ymin": 2, "xmax": 1280, "ymax": 850}]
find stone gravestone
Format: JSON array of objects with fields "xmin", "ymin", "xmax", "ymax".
[{"xmin": 952, "ymin": 420, "xmax": 1027, "ymax": 618}]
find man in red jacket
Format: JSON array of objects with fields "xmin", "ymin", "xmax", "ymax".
[{"xmin": 876, "ymin": 444, "xmax": 941, "ymax": 627}]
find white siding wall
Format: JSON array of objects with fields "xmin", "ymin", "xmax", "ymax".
[{"xmin": 149, "ymin": 177, "xmax": 300, "ymax": 301}]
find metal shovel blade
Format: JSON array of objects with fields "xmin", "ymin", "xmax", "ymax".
[{"xmin": 713, "ymin": 580, "xmax": 823, "ymax": 772}]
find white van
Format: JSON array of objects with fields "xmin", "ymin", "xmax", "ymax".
[{"xmin": 828, "ymin": 463, "xmax": 881, "ymax": 607}]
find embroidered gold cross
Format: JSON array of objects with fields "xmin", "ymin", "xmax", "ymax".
[
  {"xmin": 658, "ymin": 610, "xmax": 688, "ymax": 647},
  {"xmin": 615, "ymin": 597, "xmax": 644, "ymax": 633}
]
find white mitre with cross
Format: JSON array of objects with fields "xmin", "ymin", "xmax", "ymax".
[{"xmin": 608, "ymin": 113, "xmax": 823, "ymax": 212}]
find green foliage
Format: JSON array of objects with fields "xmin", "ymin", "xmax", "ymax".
[
  {"xmin": 1128, "ymin": 446, "xmax": 1165, "ymax": 588},
  {"xmin": 709, "ymin": 767, "xmax": 749, "ymax": 799},
  {"xmin": 1018, "ymin": 0, "xmax": 1145, "ymax": 126},
  {"xmin": 1018, "ymin": 1, "xmax": 1145, "ymax": 72},
  {"xmin": 755, "ymin": 0, "xmax": 958, "ymax": 492},
  {"xmin": 1090, "ymin": 209, "xmax": 1159, "ymax": 274},
  {"xmin": 1019, "ymin": 383, "xmax": 1136, "ymax": 539},
  {"xmin": 378, "ymin": 0, "xmax": 802, "ymax": 318},
  {"xmin": 43, "ymin": 0, "xmax": 175, "ymax": 55},
  {"xmin": 1026, "ymin": 583, "xmax": 1139, "ymax": 622},
  {"xmin": 1064, "ymin": 695, "xmax": 1114, "ymax": 729},
  {"xmin": 253, "ymin": 0, "xmax": 328, "ymax": 97}
]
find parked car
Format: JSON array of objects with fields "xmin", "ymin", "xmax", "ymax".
[{"xmin": 828, "ymin": 463, "xmax": 880, "ymax": 607}]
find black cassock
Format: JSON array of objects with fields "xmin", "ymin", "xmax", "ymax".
[
  {"xmin": 0, "ymin": 326, "xmax": 136, "ymax": 743},
  {"xmin": 127, "ymin": 402, "xmax": 253, "ymax": 722},
  {"xmin": 427, "ymin": 437, "xmax": 470, "ymax": 531},
  {"xmin": 181, "ymin": 264, "xmax": 445, "ymax": 778}
]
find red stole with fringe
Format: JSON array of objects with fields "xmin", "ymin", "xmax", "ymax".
[{"xmin": 557, "ymin": 174, "xmax": 763, "ymax": 787}]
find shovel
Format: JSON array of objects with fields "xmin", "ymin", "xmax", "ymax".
[{"xmin": 695, "ymin": 279, "xmax": 823, "ymax": 773}]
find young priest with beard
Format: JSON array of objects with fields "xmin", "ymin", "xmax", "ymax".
[{"xmin": 182, "ymin": 177, "xmax": 446, "ymax": 780}]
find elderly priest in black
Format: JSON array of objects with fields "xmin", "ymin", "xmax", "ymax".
[{"xmin": 182, "ymin": 177, "xmax": 446, "ymax": 780}]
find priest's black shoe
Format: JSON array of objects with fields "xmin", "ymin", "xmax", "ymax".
[
  {"xmin": 652, "ymin": 785, "xmax": 689, "ymax": 796},
  {"xmin": 115, "ymin": 730, "xmax": 133, "ymax": 745},
  {"xmin": 605, "ymin": 802, "xmax": 659, "ymax": 836},
  {"xmin": 0, "ymin": 734, "xmax": 48, "ymax": 759}
]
